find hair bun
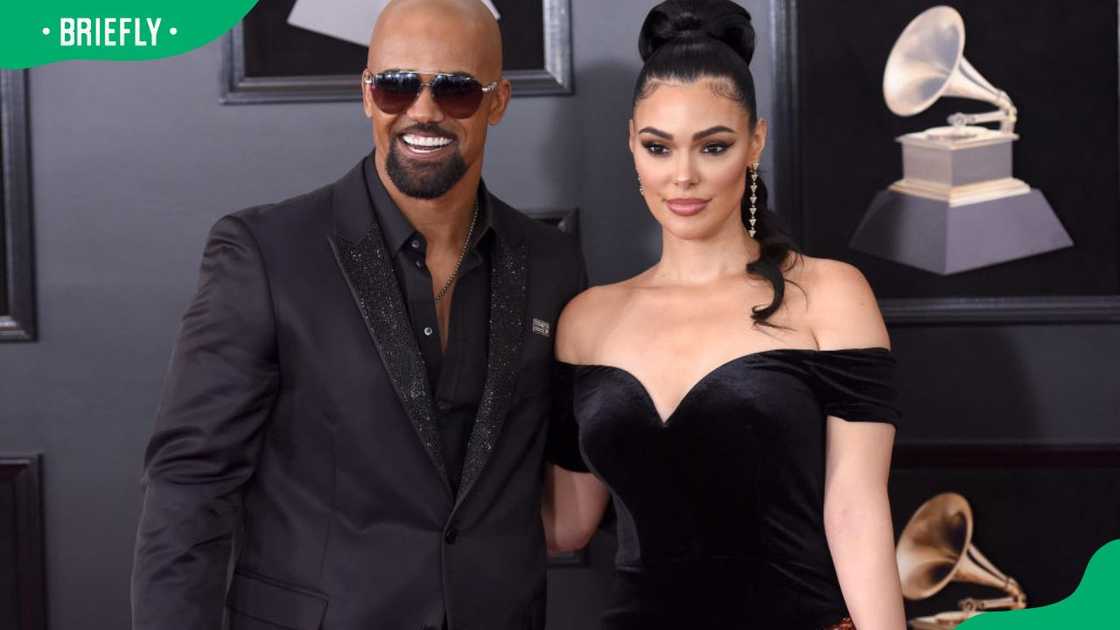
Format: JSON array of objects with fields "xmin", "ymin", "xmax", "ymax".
[{"xmin": 638, "ymin": 0, "xmax": 756, "ymax": 65}]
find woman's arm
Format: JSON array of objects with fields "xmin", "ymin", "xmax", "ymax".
[
  {"xmin": 824, "ymin": 419, "xmax": 906, "ymax": 630},
  {"xmin": 809, "ymin": 259, "xmax": 906, "ymax": 629},
  {"xmin": 542, "ymin": 465, "xmax": 610, "ymax": 553}
]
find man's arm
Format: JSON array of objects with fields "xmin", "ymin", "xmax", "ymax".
[{"xmin": 131, "ymin": 215, "xmax": 279, "ymax": 630}]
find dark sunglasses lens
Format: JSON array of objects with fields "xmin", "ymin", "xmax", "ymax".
[
  {"xmin": 371, "ymin": 73, "xmax": 421, "ymax": 114},
  {"xmin": 432, "ymin": 75, "xmax": 485, "ymax": 118}
]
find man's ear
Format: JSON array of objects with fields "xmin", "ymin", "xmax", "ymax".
[
  {"xmin": 360, "ymin": 71, "xmax": 374, "ymax": 119},
  {"xmin": 488, "ymin": 78, "xmax": 513, "ymax": 125}
]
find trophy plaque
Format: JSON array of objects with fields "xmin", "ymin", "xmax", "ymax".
[{"xmin": 850, "ymin": 6, "xmax": 1073, "ymax": 275}]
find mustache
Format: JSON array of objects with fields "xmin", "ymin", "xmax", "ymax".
[{"xmin": 396, "ymin": 122, "xmax": 456, "ymax": 139}]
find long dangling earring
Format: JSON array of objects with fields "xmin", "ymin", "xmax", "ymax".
[
  {"xmin": 638, "ymin": 176, "xmax": 645, "ymax": 195},
  {"xmin": 748, "ymin": 161, "xmax": 759, "ymax": 238}
]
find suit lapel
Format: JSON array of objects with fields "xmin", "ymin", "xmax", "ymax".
[
  {"xmin": 454, "ymin": 207, "xmax": 529, "ymax": 507},
  {"xmin": 326, "ymin": 159, "xmax": 530, "ymax": 506},
  {"xmin": 328, "ymin": 160, "xmax": 450, "ymax": 494}
]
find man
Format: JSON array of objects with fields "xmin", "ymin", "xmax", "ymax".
[{"xmin": 131, "ymin": 1, "xmax": 589, "ymax": 628}]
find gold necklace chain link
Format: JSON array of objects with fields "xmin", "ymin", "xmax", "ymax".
[{"xmin": 434, "ymin": 200, "xmax": 479, "ymax": 304}]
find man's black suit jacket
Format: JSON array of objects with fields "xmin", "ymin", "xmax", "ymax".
[{"xmin": 131, "ymin": 159, "xmax": 587, "ymax": 630}]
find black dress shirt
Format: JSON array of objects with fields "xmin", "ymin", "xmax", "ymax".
[{"xmin": 365, "ymin": 156, "xmax": 491, "ymax": 493}]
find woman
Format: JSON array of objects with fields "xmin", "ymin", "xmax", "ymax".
[{"xmin": 541, "ymin": 1, "xmax": 907, "ymax": 628}]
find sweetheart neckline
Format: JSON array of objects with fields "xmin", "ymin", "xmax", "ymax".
[{"xmin": 560, "ymin": 346, "xmax": 891, "ymax": 427}]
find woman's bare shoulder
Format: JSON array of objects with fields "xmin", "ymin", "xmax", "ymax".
[
  {"xmin": 555, "ymin": 279, "xmax": 637, "ymax": 364},
  {"xmin": 787, "ymin": 254, "xmax": 864, "ymax": 290},
  {"xmin": 792, "ymin": 255, "xmax": 890, "ymax": 350}
]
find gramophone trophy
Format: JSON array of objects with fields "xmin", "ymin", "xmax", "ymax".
[
  {"xmin": 849, "ymin": 6, "xmax": 1072, "ymax": 275},
  {"xmin": 896, "ymin": 492, "xmax": 1027, "ymax": 629}
]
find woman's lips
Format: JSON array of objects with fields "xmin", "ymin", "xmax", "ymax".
[{"xmin": 665, "ymin": 198, "xmax": 710, "ymax": 216}]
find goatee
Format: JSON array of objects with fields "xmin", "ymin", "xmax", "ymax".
[{"xmin": 386, "ymin": 134, "xmax": 468, "ymax": 199}]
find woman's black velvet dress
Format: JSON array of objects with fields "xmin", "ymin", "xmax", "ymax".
[{"xmin": 552, "ymin": 347, "xmax": 900, "ymax": 629}]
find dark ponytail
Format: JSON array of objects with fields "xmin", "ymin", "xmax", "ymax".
[
  {"xmin": 636, "ymin": 0, "xmax": 801, "ymax": 327},
  {"xmin": 743, "ymin": 170, "xmax": 799, "ymax": 325}
]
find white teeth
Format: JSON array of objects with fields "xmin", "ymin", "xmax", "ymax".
[{"xmin": 402, "ymin": 134, "xmax": 453, "ymax": 148}]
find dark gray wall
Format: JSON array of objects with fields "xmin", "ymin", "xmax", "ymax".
[{"xmin": 1, "ymin": 1, "xmax": 1117, "ymax": 629}]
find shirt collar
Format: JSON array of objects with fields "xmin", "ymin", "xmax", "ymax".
[{"xmin": 364, "ymin": 153, "xmax": 494, "ymax": 255}]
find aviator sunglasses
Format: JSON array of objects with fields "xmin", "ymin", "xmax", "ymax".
[{"xmin": 362, "ymin": 69, "xmax": 499, "ymax": 119}]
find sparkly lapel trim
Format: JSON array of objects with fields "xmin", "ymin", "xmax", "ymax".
[
  {"xmin": 329, "ymin": 224, "xmax": 450, "ymax": 495},
  {"xmin": 454, "ymin": 236, "xmax": 529, "ymax": 506}
]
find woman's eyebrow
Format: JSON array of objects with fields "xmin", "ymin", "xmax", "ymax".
[
  {"xmin": 637, "ymin": 125, "xmax": 736, "ymax": 140},
  {"xmin": 638, "ymin": 126, "xmax": 672, "ymax": 139},
  {"xmin": 692, "ymin": 125, "xmax": 735, "ymax": 140}
]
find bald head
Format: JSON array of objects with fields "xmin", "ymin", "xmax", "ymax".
[
  {"xmin": 362, "ymin": 0, "xmax": 512, "ymax": 205},
  {"xmin": 369, "ymin": 0, "xmax": 503, "ymax": 80}
]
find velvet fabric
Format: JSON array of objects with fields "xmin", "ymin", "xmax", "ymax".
[{"xmin": 560, "ymin": 347, "xmax": 900, "ymax": 629}]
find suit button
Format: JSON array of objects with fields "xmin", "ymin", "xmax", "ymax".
[{"xmin": 445, "ymin": 527, "xmax": 458, "ymax": 544}]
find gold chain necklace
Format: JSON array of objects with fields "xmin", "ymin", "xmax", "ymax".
[{"xmin": 434, "ymin": 200, "xmax": 479, "ymax": 304}]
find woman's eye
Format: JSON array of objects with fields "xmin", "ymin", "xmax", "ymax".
[
  {"xmin": 702, "ymin": 143, "xmax": 730, "ymax": 154},
  {"xmin": 642, "ymin": 142, "xmax": 669, "ymax": 156}
]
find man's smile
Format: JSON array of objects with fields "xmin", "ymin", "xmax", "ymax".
[{"xmin": 399, "ymin": 132, "xmax": 457, "ymax": 157}]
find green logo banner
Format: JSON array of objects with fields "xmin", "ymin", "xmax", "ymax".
[
  {"xmin": 957, "ymin": 539, "xmax": 1120, "ymax": 629},
  {"xmin": 0, "ymin": 1, "xmax": 259, "ymax": 69}
]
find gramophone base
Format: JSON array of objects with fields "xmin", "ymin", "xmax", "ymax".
[{"xmin": 850, "ymin": 189, "xmax": 1073, "ymax": 275}]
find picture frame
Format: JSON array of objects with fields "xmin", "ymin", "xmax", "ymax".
[
  {"xmin": 1, "ymin": 69, "xmax": 35, "ymax": 342},
  {"xmin": 0, "ymin": 455, "xmax": 46, "ymax": 630},
  {"xmin": 890, "ymin": 444, "xmax": 1120, "ymax": 617},
  {"xmin": 221, "ymin": 0, "xmax": 572, "ymax": 105},
  {"xmin": 771, "ymin": 0, "xmax": 1120, "ymax": 324}
]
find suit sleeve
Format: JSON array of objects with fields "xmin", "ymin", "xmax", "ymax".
[
  {"xmin": 546, "ymin": 236, "xmax": 590, "ymax": 472},
  {"xmin": 131, "ymin": 215, "xmax": 279, "ymax": 630}
]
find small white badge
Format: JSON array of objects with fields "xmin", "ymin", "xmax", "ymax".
[{"xmin": 532, "ymin": 318, "xmax": 551, "ymax": 337}]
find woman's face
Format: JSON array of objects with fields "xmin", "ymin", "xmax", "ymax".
[{"xmin": 630, "ymin": 78, "xmax": 767, "ymax": 241}]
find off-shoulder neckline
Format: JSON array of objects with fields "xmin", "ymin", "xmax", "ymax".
[
  {"xmin": 557, "ymin": 346, "xmax": 892, "ymax": 426},
  {"xmin": 557, "ymin": 345, "xmax": 892, "ymax": 372}
]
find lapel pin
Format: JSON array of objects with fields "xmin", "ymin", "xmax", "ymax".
[{"xmin": 531, "ymin": 318, "xmax": 551, "ymax": 338}]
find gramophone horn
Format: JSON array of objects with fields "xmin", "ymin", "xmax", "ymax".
[
  {"xmin": 896, "ymin": 492, "xmax": 1025, "ymax": 605},
  {"xmin": 882, "ymin": 5, "xmax": 1014, "ymax": 127}
]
